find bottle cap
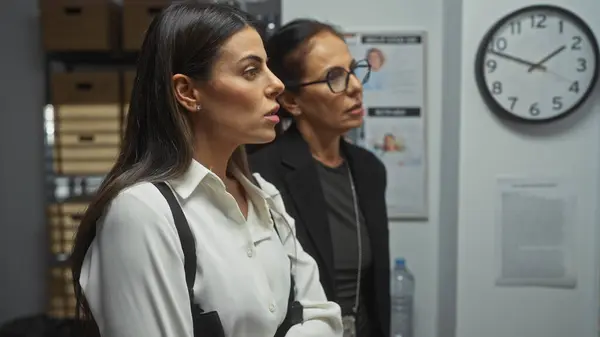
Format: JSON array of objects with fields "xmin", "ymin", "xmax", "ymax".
[{"xmin": 395, "ymin": 258, "xmax": 406, "ymax": 267}]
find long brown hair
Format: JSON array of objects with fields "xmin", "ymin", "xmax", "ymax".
[{"xmin": 70, "ymin": 2, "xmax": 254, "ymax": 335}]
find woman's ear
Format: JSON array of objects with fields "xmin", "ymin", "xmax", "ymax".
[
  {"xmin": 278, "ymin": 91, "xmax": 302, "ymax": 117},
  {"xmin": 172, "ymin": 74, "xmax": 202, "ymax": 112}
]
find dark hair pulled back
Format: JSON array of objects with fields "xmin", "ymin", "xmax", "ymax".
[{"xmin": 264, "ymin": 18, "xmax": 343, "ymax": 122}]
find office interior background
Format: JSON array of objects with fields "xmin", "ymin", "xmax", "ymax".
[{"xmin": 1, "ymin": 0, "xmax": 599, "ymax": 337}]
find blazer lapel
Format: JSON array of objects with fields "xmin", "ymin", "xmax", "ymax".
[{"xmin": 280, "ymin": 126, "xmax": 335, "ymax": 288}]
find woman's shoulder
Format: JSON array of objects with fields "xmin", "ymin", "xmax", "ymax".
[
  {"xmin": 99, "ymin": 182, "xmax": 175, "ymax": 233},
  {"xmin": 112, "ymin": 182, "xmax": 169, "ymax": 212}
]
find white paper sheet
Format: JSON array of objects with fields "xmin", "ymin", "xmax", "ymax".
[{"xmin": 495, "ymin": 177, "xmax": 577, "ymax": 288}]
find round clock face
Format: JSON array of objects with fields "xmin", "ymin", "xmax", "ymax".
[{"xmin": 475, "ymin": 5, "xmax": 599, "ymax": 123}]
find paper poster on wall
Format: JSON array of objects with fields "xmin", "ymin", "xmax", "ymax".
[
  {"xmin": 494, "ymin": 177, "xmax": 578, "ymax": 289},
  {"xmin": 344, "ymin": 31, "xmax": 428, "ymax": 219}
]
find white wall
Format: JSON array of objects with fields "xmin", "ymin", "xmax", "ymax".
[
  {"xmin": 281, "ymin": 2, "xmax": 448, "ymax": 337},
  {"xmin": 284, "ymin": 0, "xmax": 600, "ymax": 336},
  {"xmin": 457, "ymin": 1, "xmax": 600, "ymax": 337}
]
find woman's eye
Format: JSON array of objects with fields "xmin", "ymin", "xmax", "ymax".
[
  {"xmin": 327, "ymin": 68, "xmax": 346, "ymax": 81},
  {"xmin": 243, "ymin": 67, "xmax": 260, "ymax": 80}
]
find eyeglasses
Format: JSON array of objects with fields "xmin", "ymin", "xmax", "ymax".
[{"xmin": 290, "ymin": 59, "xmax": 371, "ymax": 94}]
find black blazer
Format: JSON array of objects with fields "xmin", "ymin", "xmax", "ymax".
[{"xmin": 249, "ymin": 124, "xmax": 391, "ymax": 337}]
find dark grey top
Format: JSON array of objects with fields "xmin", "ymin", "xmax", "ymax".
[{"xmin": 314, "ymin": 159, "xmax": 373, "ymax": 336}]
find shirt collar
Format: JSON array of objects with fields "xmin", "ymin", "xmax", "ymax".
[
  {"xmin": 231, "ymin": 169, "xmax": 275, "ymax": 225},
  {"xmin": 169, "ymin": 160, "xmax": 274, "ymax": 227},
  {"xmin": 168, "ymin": 160, "xmax": 274, "ymax": 217},
  {"xmin": 232, "ymin": 170, "xmax": 272, "ymax": 201},
  {"xmin": 168, "ymin": 159, "xmax": 214, "ymax": 199}
]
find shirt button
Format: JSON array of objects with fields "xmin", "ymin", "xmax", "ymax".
[
  {"xmin": 247, "ymin": 248, "xmax": 253, "ymax": 258},
  {"xmin": 269, "ymin": 302, "xmax": 276, "ymax": 313}
]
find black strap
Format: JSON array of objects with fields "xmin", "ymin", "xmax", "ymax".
[
  {"xmin": 153, "ymin": 180, "xmax": 301, "ymax": 336},
  {"xmin": 153, "ymin": 182, "xmax": 198, "ymax": 306}
]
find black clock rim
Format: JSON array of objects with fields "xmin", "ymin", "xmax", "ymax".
[{"xmin": 474, "ymin": 4, "xmax": 600, "ymax": 125}]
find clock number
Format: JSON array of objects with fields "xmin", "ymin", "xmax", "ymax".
[
  {"xmin": 507, "ymin": 96, "xmax": 518, "ymax": 110},
  {"xmin": 510, "ymin": 21, "xmax": 522, "ymax": 35},
  {"xmin": 489, "ymin": 38, "xmax": 508, "ymax": 51},
  {"xmin": 486, "ymin": 59, "xmax": 497, "ymax": 73},
  {"xmin": 491, "ymin": 81, "xmax": 502, "ymax": 95},
  {"xmin": 559, "ymin": 20, "xmax": 564, "ymax": 33},
  {"xmin": 572, "ymin": 36, "xmax": 582, "ymax": 50},
  {"xmin": 569, "ymin": 81, "xmax": 580, "ymax": 93},
  {"xmin": 529, "ymin": 103, "xmax": 540, "ymax": 116},
  {"xmin": 577, "ymin": 58, "xmax": 587, "ymax": 72},
  {"xmin": 552, "ymin": 96, "xmax": 563, "ymax": 110},
  {"xmin": 530, "ymin": 14, "xmax": 546, "ymax": 28}
]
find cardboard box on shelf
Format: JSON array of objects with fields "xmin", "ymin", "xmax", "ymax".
[
  {"xmin": 122, "ymin": 1, "xmax": 171, "ymax": 51},
  {"xmin": 123, "ymin": 70, "xmax": 136, "ymax": 106},
  {"xmin": 51, "ymin": 72, "xmax": 120, "ymax": 105},
  {"xmin": 50, "ymin": 72, "xmax": 122, "ymax": 175},
  {"xmin": 47, "ymin": 203, "xmax": 88, "ymax": 257},
  {"xmin": 48, "ymin": 266, "xmax": 76, "ymax": 319},
  {"xmin": 123, "ymin": 70, "xmax": 136, "ymax": 129},
  {"xmin": 47, "ymin": 202, "xmax": 85, "ymax": 318},
  {"xmin": 40, "ymin": 0, "xmax": 120, "ymax": 52},
  {"xmin": 51, "ymin": 119, "xmax": 121, "ymax": 175}
]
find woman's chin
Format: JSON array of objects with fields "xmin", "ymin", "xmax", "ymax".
[
  {"xmin": 246, "ymin": 129, "xmax": 277, "ymax": 145},
  {"xmin": 339, "ymin": 118, "xmax": 364, "ymax": 134}
]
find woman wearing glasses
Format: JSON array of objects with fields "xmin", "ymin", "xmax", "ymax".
[{"xmin": 249, "ymin": 19, "xmax": 391, "ymax": 337}]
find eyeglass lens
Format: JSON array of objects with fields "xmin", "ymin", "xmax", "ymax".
[{"xmin": 327, "ymin": 60, "xmax": 371, "ymax": 93}]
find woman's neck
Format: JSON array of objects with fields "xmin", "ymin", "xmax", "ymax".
[
  {"xmin": 297, "ymin": 121, "xmax": 344, "ymax": 167},
  {"xmin": 193, "ymin": 135, "xmax": 236, "ymax": 182},
  {"xmin": 193, "ymin": 136, "xmax": 249, "ymax": 219}
]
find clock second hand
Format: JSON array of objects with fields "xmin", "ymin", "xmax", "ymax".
[{"xmin": 545, "ymin": 69, "xmax": 572, "ymax": 83}]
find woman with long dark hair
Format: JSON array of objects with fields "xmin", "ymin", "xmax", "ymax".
[
  {"xmin": 70, "ymin": 3, "xmax": 342, "ymax": 337},
  {"xmin": 249, "ymin": 19, "xmax": 391, "ymax": 337}
]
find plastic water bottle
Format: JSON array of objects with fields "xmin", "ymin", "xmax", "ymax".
[{"xmin": 391, "ymin": 258, "xmax": 415, "ymax": 337}]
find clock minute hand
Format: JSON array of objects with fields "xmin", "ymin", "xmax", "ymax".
[
  {"xmin": 487, "ymin": 50, "xmax": 547, "ymax": 71},
  {"xmin": 527, "ymin": 45, "xmax": 567, "ymax": 72}
]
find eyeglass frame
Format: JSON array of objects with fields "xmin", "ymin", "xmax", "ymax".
[{"xmin": 285, "ymin": 59, "xmax": 372, "ymax": 94}]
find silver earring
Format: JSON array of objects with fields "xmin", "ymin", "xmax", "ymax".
[{"xmin": 196, "ymin": 104, "xmax": 202, "ymax": 111}]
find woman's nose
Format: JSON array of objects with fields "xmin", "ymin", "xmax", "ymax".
[{"xmin": 266, "ymin": 69, "xmax": 285, "ymax": 99}]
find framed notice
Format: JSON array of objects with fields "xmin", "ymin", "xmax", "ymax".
[{"xmin": 345, "ymin": 30, "xmax": 429, "ymax": 220}]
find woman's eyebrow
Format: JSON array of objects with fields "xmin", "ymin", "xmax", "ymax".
[
  {"xmin": 237, "ymin": 54, "xmax": 264, "ymax": 64},
  {"xmin": 320, "ymin": 61, "xmax": 354, "ymax": 78}
]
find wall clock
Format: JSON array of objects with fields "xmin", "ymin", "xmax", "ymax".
[{"xmin": 474, "ymin": 5, "xmax": 599, "ymax": 124}]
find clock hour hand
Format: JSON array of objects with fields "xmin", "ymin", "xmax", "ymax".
[
  {"xmin": 527, "ymin": 45, "xmax": 567, "ymax": 72},
  {"xmin": 487, "ymin": 49, "xmax": 547, "ymax": 71}
]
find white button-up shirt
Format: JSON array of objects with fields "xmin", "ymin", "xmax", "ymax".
[{"xmin": 79, "ymin": 160, "xmax": 343, "ymax": 337}]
